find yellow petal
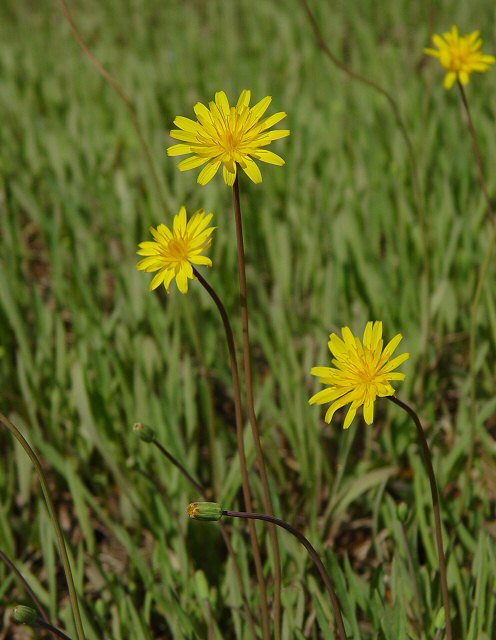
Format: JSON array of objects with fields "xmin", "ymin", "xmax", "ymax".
[
  {"xmin": 150, "ymin": 269, "xmax": 167, "ymax": 290},
  {"xmin": 223, "ymin": 163, "xmax": 237, "ymax": 186},
  {"xmin": 363, "ymin": 400, "xmax": 375, "ymax": 425},
  {"xmin": 174, "ymin": 116, "xmax": 201, "ymax": 132},
  {"xmin": 236, "ymin": 89, "xmax": 251, "ymax": 109},
  {"xmin": 178, "ymin": 155, "xmax": 209, "ymax": 171},
  {"xmin": 198, "ymin": 159, "xmax": 222, "ymax": 185},
  {"xmin": 176, "ymin": 269, "xmax": 189, "ymax": 294},
  {"xmin": 215, "ymin": 91, "xmax": 231, "ymax": 117},
  {"xmin": 343, "ymin": 406, "xmax": 357, "ymax": 429},
  {"xmin": 190, "ymin": 255, "xmax": 212, "ymax": 267},
  {"xmin": 444, "ymin": 71, "xmax": 457, "ymax": 89},
  {"xmin": 242, "ymin": 157, "xmax": 263, "ymax": 184},
  {"xmin": 167, "ymin": 143, "xmax": 191, "ymax": 157},
  {"xmin": 251, "ymin": 149, "xmax": 285, "ymax": 165},
  {"xmin": 249, "ymin": 96, "xmax": 272, "ymax": 124}
]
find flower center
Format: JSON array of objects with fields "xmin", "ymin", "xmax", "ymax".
[
  {"xmin": 357, "ymin": 349, "xmax": 378, "ymax": 384},
  {"xmin": 167, "ymin": 236, "xmax": 189, "ymax": 262}
]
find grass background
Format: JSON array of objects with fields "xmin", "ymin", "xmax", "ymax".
[{"xmin": 1, "ymin": 0, "xmax": 496, "ymax": 637}]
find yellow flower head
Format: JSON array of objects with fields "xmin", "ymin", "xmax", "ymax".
[
  {"xmin": 424, "ymin": 25, "xmax": 495, "ymax": 89},
  {"xmin": 136, "ymin": 207, "xmax": 214, "ymax": 294},
  {"xmin": 167, "ymin": 90, "xmax": 290, "ymax": 186},
  {"xmin": 309, "ymin": 321, "xmax": 410, "ymax": 429}
]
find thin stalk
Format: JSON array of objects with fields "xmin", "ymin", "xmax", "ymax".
[
  {"xmin": 232, "ymin": 177, "xmax": 282, "ymax": 640},
  {"xmin": 183, "ymin": 297, "xmax": 221, "ymax": 496},
  {"xmin": 0, "ymin": 412, "xmax": 85, "ymax": 640},
  {"xmin": 300, "ymin": 0, "xmax": 431, "ymax": 396},
  {"xmin": 59, "ymin": 0, "xmax": 170, "ymax": 212},
  {"xmin": 387, "ymin": 396, "xmax": 452, "ymax": 639},
  {"xmin": 36, "ymin": 619, "xmax": 74, "ymax": 640},
  {"xmin": 223, "ymin": 510, "xmax": 347, "ymax": 640},
  {"xmin": 456, "ymin": 81, "xmax": 496, "ymax": 467},
  {"xmin": 193, "ymin": 267, "xmax": 271, "ymax": 640},
  {"xmin": 143, "ymin": 430, "xmax": 258, "ymax": 639},
  {"xmin": 0, "ymin": 549, "xmax": 49, "ymax": 622}
]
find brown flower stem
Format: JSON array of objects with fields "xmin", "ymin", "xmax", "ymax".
[
  {"xmin": 223, "ymin": 510, "xmax": 347, "ymax": 640},
  {"xmin": 36, "ymin": 619, "xmax": 74, "ymax": 640},
  {"xmin": 143, "ymin": 431, "xmax": 257, "ymax": 640},
  {"xmin": 192, "ymin": 267, "xmax": 271, "ymax": 640},
  {"xmin": 387, "ymin": 396, "xmax": 452, "ymax": 639},
  {"xmin": 0, "ymin": 550, "xmax": 49, "ymax": 622},
  {"xmin": 300, "ymin": 0, "xmax": 431, "ymax": 397},
  {"xmin": 232, "ymin": 177, "xmax": 282, "ymax": 640},
  {"xmin": 0, "ymin": 412, "xmax": 85, "ymax": 640},
  {"xmin": 183, "ymin": 297, "xmax": 221, "ymax": 496},
  {"xmin": 151, "ymin": 438, "xmax": 205, "ymax": 496},
  {"xmin": 59, "ymin": 0, "xmax": 170, "ymax": 212},
  {"xmin": 456, "ymin": 81, "xmax": 496, "ymax": 467}
]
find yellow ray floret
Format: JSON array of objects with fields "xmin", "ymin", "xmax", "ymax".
[
  {"xmin": 136, "ymin": 206, "xmax": 215, "ymax": 294},
  {"xmin": 309, "ymin": 321, "xmax": 410, "ymax": 429},
  {"xmin": 167, "ymin": 90, "xmax": 290, "ymax": 186},
  {"xmin": 424, "ymin": 25, "xmax": 495, "ymax": 89}
]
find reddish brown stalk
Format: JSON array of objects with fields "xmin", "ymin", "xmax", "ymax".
[
  {"xmin": 59, "ymin": 0, "xmax": 170, "ymax": 212},
  {"xmin": 143, "ymin": 430, "xmax": 258, "ymax": 640},
  {"xmin": 388, "ymin": 396, "xmax": 452, "ymax": 639},
  {"xmin": 231, "ymin": 177, "xmax": 282, "ymax": 640},
  {"xmin": 193, "ymin": 267, "xmax": 271, "ymax": 640},
  {"xmin": 0, "ymin": 550, "xmax": 49, "ymax": 623},
  {"xmin": 223, "ymin": 510, "xmax": 347, "ymax": 640},
  {"xmin": 300, "ymin": 0, "xmax": 431, "ymax": 398}
]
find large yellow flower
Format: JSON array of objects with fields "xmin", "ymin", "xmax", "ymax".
[
  {"xmin": 424, "ymin": 25, "xmax": 495, "ymax": 89},
  {"xmin": 167, "ymin": 90, "xmax": 290, "ymax": 186},
  {"xmin": 136, "ymin": 207, "xmax": 214, "ymax": 294},
  {"xmin": 309, "ymin": 322, "xmax": 410, "ymax": 429}
]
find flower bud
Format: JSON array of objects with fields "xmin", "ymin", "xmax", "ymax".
[
  {"xmin": 187, "ymin": 502, "xmax": 222, "ymax": 521},
  {"xmin": 133, "ymin": 422, "xmax": 155, "ymax": 443},
  {"xmin": 12, "ymin": 605, "xmax": 38, "ymax": 625}
]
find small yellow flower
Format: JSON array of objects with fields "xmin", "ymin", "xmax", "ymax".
[
  {"xmin": 424, "ymin": 25, "xmax": 495, "ymax": 89},
  {"xmin": 136, "ymin": 207, "xmax": 214, "ymax": 294},
  {"xmin": 309, "ymin": 321, "xmax": 410, "ymax": 429},
  {"xmin": 167, "ymin": 90, "xmax": 290, "ymax": 186}
]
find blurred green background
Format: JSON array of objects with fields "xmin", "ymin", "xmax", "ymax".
[{"xmin": 1, "ymin": 0, "xmax": 495, "ymax": 637}]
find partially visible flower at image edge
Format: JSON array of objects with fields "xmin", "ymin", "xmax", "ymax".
[
  {"xmin": 424, "ymin": 25, "xmax": 495, "ymax": 89},
  {"xmin": 309, "ymin": 321, "xmax": 410, "ymax": 429},
  {"xmin": 167, "ymin": 90, "xmax": 290, "ymax": 186},
  {"xmin": 136, "ymin": 207, "xmax": 214, "ymax": 294}
]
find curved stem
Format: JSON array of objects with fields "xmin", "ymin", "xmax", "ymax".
[
  {"xmin": 37, "ymin": 619, "xmax": 74, "ymax": 640},
  {"xmin": 456, "ymin": 81, "xmax": 496, "ymax": 468},
  {"xmin": 0, "ymin": 549, "xmax": 49, "ymax": 622},
  {"xmin": 300, "ymin": 0, "xmax": 431, "ymax": 395},
  {"xmin": 232, "ymin": 177, "xmax": 282, "ymax": 640},
  {"xmin": 193, "ymin": 266, "xmax": 271, "ymax": 639},
  {"xmin": 387, "ymin": 396, "xmax": 452, "ymax": 639},
  {"xmin": 59, "ymin": 0, "xmax": 170, "ymax": 212},
  {"xmin": 223, "ymin": 510, "xmax": 347, "ymax": 640},
  {"xmin": 151, "ymin": 439, "xmax": 204, "ymax": 496},
  {"xmin": 0, "ymin": 412, "xmax": 85, "ymax": 640},
  {"xmin": 143, "ymin": 433, "xmax": 257, "ymax": 640}
]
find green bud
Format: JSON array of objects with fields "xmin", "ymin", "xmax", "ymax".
[
  {"xmin": 187, "ymin": 502, "xmax": 222, "ymax": 521},
  {"xmin": 12, "ymin": 605, "xmax": 38, "ymax": 625},
  {"xmin": 133, "ymin": 422, "xmax": 155, "ymax": 443},
  {"xmin": 397, "ymin": 502, "xmax": 408, "ymax": 523}
]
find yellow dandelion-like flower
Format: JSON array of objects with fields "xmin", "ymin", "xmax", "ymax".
[
  {"xmin": 309, "ymin": 321, "xmax": 410, "ymax": 429},
  {"xmin": 424, "ymin": 25, "xmax": 495, "ymax": 89},
  {"xmin": 136, "ymin": 206, "xmax": 214, "ymax": 294},
  {"xmin": 167, "ymin": 90, "xmax": 290, "ymax": 186}
]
